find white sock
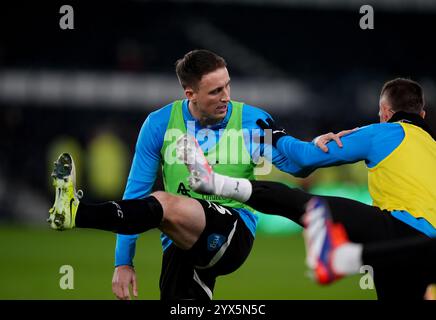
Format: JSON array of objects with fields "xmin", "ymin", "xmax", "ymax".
[
  {"xmin": 332, "ymin": 243, "xmax": 364, "ymax": 275},
  {"xmin": 212, "ymin": 173, "xmax": 252, "ymax": 203}
]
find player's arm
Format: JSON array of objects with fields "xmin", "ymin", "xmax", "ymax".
[
  {"xmin": 115, "ymin": 115, "xmax": 162, "ymax": 266},
  {"xmin": 275, "ymin": 126, "xmax": 373, "ymax": 177},
  {"xmin": 249, "ymin": 110, "xmax": 357, "ymax": 178},
  {"xmin": 113, "ymin": 111, "xmax": 166, "ymax": 300}
]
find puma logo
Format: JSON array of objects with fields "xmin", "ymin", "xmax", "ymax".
[
  {"xmin": 273, "ymin": 129, "xmax": 286, "ymax": 134},
  {"xmin": 234, "ymin": 181, "xmax": 240, "ymax": 193}
]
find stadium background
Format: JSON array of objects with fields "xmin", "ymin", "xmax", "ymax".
[{"xmin": 0, "ymin": 0, "xmax": 435, "ymax": 299}]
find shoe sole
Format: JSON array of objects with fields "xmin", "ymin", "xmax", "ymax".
[
  {"xmin": 49, "ymin": 153, "xmax": 76, "ymax": 229},
  {"xmin": 52, "ymin": 153, "xmax": 75, "ymax": 181},
  {"xmin": 177, "ymin": 134, "xmax": 215, "ymax": 193}
]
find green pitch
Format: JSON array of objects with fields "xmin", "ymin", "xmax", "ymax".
[{"xmin": 0, "ymin": 226, "xmax": 376, "ymax": 300}]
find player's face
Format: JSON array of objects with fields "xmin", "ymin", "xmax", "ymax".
[{"xmin": 187, "ymin": 67, "xmax": 231, "ymax": 124}]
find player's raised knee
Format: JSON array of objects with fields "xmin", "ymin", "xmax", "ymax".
[
  {"xmin": 150, "ymin": 190, "xmax": 171, "ymax": 203},
  {"xmin": 150, "ymin": 191, "xmax": 183, "ymax": 221}
]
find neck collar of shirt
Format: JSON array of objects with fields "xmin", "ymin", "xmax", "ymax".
[
  {"xmin": 182, "ymin": 99, "xmax": 232, "ymax": 130},
  {"xmin": 388, "ymin": 111, "xmax": 436, "ymax": 141}
]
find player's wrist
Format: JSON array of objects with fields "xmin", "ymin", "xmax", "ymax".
[
  {"xmin": 272, "ymin": 131, "xmax": 287, "ymax": 147},
  {"xmin": 115, "ymin": 264, "xmax": 134, "ymax": 270}
]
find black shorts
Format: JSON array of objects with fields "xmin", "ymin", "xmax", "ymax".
[{"xmin": 159, "ymin": 199, "xmax": 254, "ymax": 300}]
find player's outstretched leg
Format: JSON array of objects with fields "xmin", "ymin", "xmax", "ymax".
[
  {"xmin": 48, "ymin": 153, "xmax": 81, "ymax": 230},
  {"xmin": 47, "ymin": 152, "xmax": 164, "ymax": 235},
  {"xmin": 176, "ymin": 134, "xmax": 252, "ymax": 202},
  {"xmin": 302, "ymin": 197, "xmax": 352, "ymax": 285}
]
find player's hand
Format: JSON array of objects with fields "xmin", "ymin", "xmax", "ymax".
[
  {"xmin": 112, "ymin": 265, "xmax": 138, "ymax": 300},
  {"xmin": 256, "ymin": 118, "xmax": 288, "ymax": 147},
  {"xmin": 313, "ymin": 128, "xmax": 358, "ymax": 152}
]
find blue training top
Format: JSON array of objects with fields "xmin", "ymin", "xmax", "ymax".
[{"xmin": 115, "ymin": 100, "xmax": 301, "ymax": 266}]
